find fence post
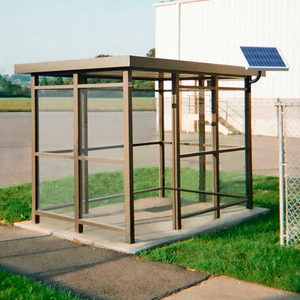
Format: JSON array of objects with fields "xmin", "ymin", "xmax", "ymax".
[{"xmin": 278, "ymin": 104, "xmax": 286, "ymax": 246}]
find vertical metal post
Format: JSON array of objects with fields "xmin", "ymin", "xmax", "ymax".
[
  {"xmin": 159, "ymin": 75, "xmax": 165, "ymax": 198},
  {"xmin": 123, "ymin": 70, "xmax": 135, "ymax": 244},
  {"xmin": 245, "ymin": 77, "xmax": 253, "ymax": 209},
  {"xmin": 73, "ymin": 73, "xmax": 83, "ymax": 233},
  {"xmin": 211, "ymin": 76, "xmax": 220, "ymax": 219},
  {"xmin": 172, "ymin": 72, "xmax": 181, "ymax": 230},
  {"xmin": 31, "ymin": 75, "xmax": 40, "ymax": 224},
  {"xmin": 278, "ymin": 104, "xmax": 286, "ymax": 246},
  {"xmin": 198, "ymin": 77, "xmax": 206, "ymax": 202},
  {"xmin": 80, "ymin": 77, "xmax": 89, "ymax": 214}
]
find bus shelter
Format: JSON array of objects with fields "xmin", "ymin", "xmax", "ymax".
[{"xmin": 15, "ymin": 56, "xmax": 262, "ymax": 244}]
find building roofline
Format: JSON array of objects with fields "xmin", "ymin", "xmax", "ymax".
[{"xmin": 154, "ymin": 0, "xmax": 208, "ymax": 8}]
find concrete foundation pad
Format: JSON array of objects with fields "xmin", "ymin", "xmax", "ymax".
[{"xmin": 15, "ymin": 198, "xmax": 270, "ymax": 254}]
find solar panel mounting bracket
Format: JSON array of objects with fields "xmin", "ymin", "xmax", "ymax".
[{"xmin": 247, "ymin": 71, "xmax": 262, "ymax": 92}]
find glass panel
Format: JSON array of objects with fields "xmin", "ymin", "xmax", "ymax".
[
  {"xmin": 81, "ymin": 89, "xmax": 124, "ymax": 151},
  {"xmin": 164, "ymin": 144, "xmax": 173, "ymax": 198},
  {"xmin": 79, "ymin": 86, "xmax": 125, "ymax": 227},
  {"xmin": 39, "ymin": 157, "xmax": 74, "ymax": 216},
  {"xmin": 133, "ymin": 111, "xmax": 158, "ymax": 144},
  {"xmin": 133, "ymin": 146, "xmax": 159, "ymax": 198},
  {"xmin": 132, "ymin": 90, "xmax": 156, "ymax": 110},
  {"xmin": 88, "ymin": 148, "xmax": 124, "ymax": 160},
  {"xmin": 38, "ymin": 75, "xmax": 73, "ymax": 86},
  {"xmin": 180, "ymin": 90, "xmax": 213, "ymax": 155},
  {"xmin": 38, "ymin": 90, "xmax": 73, "ymax": 153},
  {"xmin": 163, "ymin": 90, "xmax": 172, "ymax": 141},
  {"xmin": 132, "ymin": 89, "xmax": 159, "ymax": 197},
  {"xmin": 180, "ymin": 155, "xmax": 214, "ymax": 216},
  {"xmin": 82, "ymin": 161, "xmax": 125, "ymax": 227},
  {"xmin": 218, "ymin": 81, "xmax": 245, "ymax": 148},
  {"xmin": 219, "ymin": 151, "xmax": 246, "ymax": 205},
  {"xmin": 132, "ymin": 89, "xmax": 164, "ymax": 222}
]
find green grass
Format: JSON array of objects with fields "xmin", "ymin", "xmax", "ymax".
[
  {"xmin": 0, "ymin": 168, "xmax": 299, "ymax": 293},
  {"xmin": 0, "ymin": 270, "xmax": 80, "ymax": 300},
  {"xmin": 0, "ymin": 184, "xmax": 31, "ymax": 224},
  {"xmin": 139, "ymin": 175, "xmax": 300, "ymax": 293},
  {"xmin": 0, "ymin": 167, "xmax": 243, "ymax": 218},
  {"xmin": 0, "ymin": 97, "xmax": 156, "ymax": 112}
]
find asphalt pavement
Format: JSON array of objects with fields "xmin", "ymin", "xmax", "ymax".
[{"xmin": 1, "ymin": 225, "xmax": 299, "ymax": 300}]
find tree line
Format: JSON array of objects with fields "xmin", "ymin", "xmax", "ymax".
[
  {"xmin": 0, "ymin": 74, "xmax": 31, "ymax": 97},
  {"xmin": 1, "ymin": 48, "xmax": 156, "ymax": 98}
]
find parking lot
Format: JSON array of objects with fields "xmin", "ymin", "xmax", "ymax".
[{"xmin": 0, "ymin": 112, "xmax": 279, "ymax": 187}]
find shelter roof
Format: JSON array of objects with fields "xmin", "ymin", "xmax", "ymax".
[{"xmin": 14, "ymin": 55, "xmax": 262, "ymax": 80}]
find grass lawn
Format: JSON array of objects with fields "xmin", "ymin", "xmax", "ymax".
[
  {"xmin": 0, "ymin": 97, "xmax": 156, "ymax": 112},
  {"xmin": 139, "ymin": 175, "xmax": 300, "ymax": 293},
  {"xmin": 0, "ymin": 168, "xmax": 299, "ymax": 293},
  {"xmin": 0, "ymin": 270, "xmax": 79, "ymax": 300}
]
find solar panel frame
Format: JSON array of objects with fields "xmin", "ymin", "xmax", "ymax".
[{"xmin": 237, "ymin": 46, "xmax": 289, "ymax": 71}]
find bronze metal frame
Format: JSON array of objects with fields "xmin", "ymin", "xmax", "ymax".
[{"xmin": 16, "ymin": 56, "xmax": 261, "ymax": 244}]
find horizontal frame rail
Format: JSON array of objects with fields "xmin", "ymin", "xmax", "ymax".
[
  {"xmin": 39, "ymin": 144, "xmax": 244, "ymax": 160},
  {"xmin": 219, "ymin": 86, "xmax": 246, "ymax": 91},
  {"xmin": 133, "ymin": 89, "xmax": 173, "ymax": 92},
  {"xmin": 45, "ymin": 141, "xmax": 162, "ymax": 154},
  {"xmin": 78, "ymin": 83, "xmax": 123, "ymax": 89},
  {"xmin": 165, "ymin": 186, "xmax": 246, "ymax": 199},
  {"xmin": 36, "ymin": 152, "xmax": 74, "ymax": 160},
  {"xmin": 180, "ymin": 149, "xmax": 216, "ymax": 158},
  {"xmin": 35, "ymin": 85, "xmax": 73, "ymax": 90},
  {"xmin": 78, "ymin": 219, "xmax": 125, "ymax": 233},
  {"xmin": 79, "ymin": 155, "xmax": 124, "ymax": 164},
  {"xmin": 182, "ymin": 206, "xmax": 217, "ymax": 219},
  {"xmin": 164, "ymin": 141, "xmax": 244, "ymax": 148},
  {"xmin": 36, "ymin": 210, "xmax": 74, "ymax": 222},
  {"xmin": 179, "ymin": 85, "xmax": 246, "ymax": 91},
  {"xmin": 180, "ymin": 147, "xmax": 246, "ymax": 158},
  {"xmin": 219, "ymin": 147, "xmax": 246, "ymax": 153},
  {"xmin": 35, "ymin": 83, "xmax": 124, "ymax": 90},
  {"xmin": 220, "ymin": 199, "xmax": 248, "ymax": 209},
  {"xmin": 181, "ymin": 199, "xmax": 248, "ymax": 219}
]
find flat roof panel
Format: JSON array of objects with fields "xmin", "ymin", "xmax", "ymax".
[
  {"xmin": 15, "ymin": 55, "xmax": 262, "ymax": 78},
  {"xmin": 14, "ymin": 56, "xmax": 131, "ymax": 75}
]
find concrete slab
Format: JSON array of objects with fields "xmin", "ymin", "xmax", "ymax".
[
  {"xmin": 165, "ymin": 276, "xmax": 300, "ymax": 300},
  {"xmin": 0, "ymin": 225, "xmax": 209, "ymax": 300},
  {"xmin": 14, "ymin": 197, "xmax": 270, "ymax": 254}
]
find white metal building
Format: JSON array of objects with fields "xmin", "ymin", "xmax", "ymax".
[{"xmin": 155, "ymin": 0, "xmax": 300, "ymax": 136}]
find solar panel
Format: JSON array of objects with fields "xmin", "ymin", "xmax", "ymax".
[{"xmin": 237, "ymin": 46, "xmax": 289, "ymax": 71}]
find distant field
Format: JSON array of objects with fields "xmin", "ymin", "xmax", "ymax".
[
  {"xmin": 0, "ymin": 97, "xmax": 156, "ymax": 112},
  {"xmin": 0, "ymin": 97, "xmax": 31, "ymax": 112}
]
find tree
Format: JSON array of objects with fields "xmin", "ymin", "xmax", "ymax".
[
  {"xmin": 51, "ymin": 77, "xmax": 64, "ymax": 85},
  {"xmin": 146, "ymin": 48, "xmax": 155, "ymax": 58},
  {"xmin": 39, "ymin": 76, "xmax": 48, "ymax": 86},
  {"xmin": 95, "ymin": 54, "xmax": 112, "ymax": 58},
  {"xmin": 63, "ymin": 78, "xmax": 73, "ymax": 85}
]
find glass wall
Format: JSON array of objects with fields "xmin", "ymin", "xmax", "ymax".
[{"xmin": 79, "ymin": 87, "xmax": 125, "ymax": 229}]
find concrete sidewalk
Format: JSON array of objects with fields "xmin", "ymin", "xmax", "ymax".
[{"xmin": 0, "ymin": 225, "xmax": 299, "ymax": 300}]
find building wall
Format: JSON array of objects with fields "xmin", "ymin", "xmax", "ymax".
[{"xmin": 155, "ymin": 0, "xmax": 300, "ymax": 136}]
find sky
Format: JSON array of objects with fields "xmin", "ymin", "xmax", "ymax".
[{"xmin": 0, "ymin": 0, "xmax": 159, "ymax": 75}]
